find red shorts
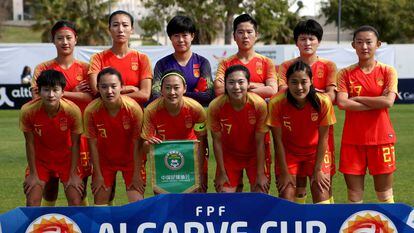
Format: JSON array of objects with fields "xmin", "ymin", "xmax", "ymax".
[
  {"xmin": 275, "ymin": 151, "xmax": 331, "ymax": 177},
  {"xmin": 98, "ymin": 162, "xmax": 147, "ymax": 188},
  {"xmin": 77, "ymin": 136, "xmax": 92, "ymax": 179},
  {"xmin": 222, "ymin": 155, "xmax": 257, "ymax": 187},
  {"xmin": 25, "ymin": 159, "xmax": 71, "ymax": 183},
  {"xmin": 339, "ymin": 143, "xmax": 396, "ymax": 175}
]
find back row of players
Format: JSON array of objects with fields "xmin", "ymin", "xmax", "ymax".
[{"xmin": 20, "ymin": 11, "xmax": 398, "ymax": 207}]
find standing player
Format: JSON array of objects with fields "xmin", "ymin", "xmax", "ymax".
[
  {"xmin": 277, "ymin": 19, "xmax": 337, "ymax": 204},
  {"xmin": 88, "ymin": 10, "xmax": 152, "ymax": 104},
  {"xmin": 214, "ymin": 14, "xmax": 277, "ymax": 191},
  {"xmin": 142, "ymin": 70, "xmax": 207, "ymax": 193},
  {"xmin": 84, "ymin": 67, "xmax": 144, "ymax": 205},
  {"xmin": 30, "ymin": 20, "xmax": 92, "ymax": 206},
  {"xmin": 209, "ymin": 65, "xmax": 269, "ymax": 193},
  {"xmin": 151, "ymin": 16, "xmax": 213, "ymax": 192},
  {"xmin": 337, "ymin": 26, "xmax": 398, "ymax": 204},
  {"xmin": 267, "ymin": 61, "xmax": 336, "ymax": 203},
  {"xmin": 20, "ymin": 70, "xmax": 84, "ymax": 206}
]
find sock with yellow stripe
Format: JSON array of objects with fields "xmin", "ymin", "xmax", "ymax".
[
  {"xmin": 294, "ymin": 195, "xmax": 307, "ymax": 204},
  {"xmin": 329, "ymin": 196, "xmax": 335, "ymax": 204},
  {"xmin": 94, "ymin": 204, "xmax": 109, "ymax": 207},
  {"xmin": 348, "ymin": 200, "xmax": 363, "ymax": 204},
  {"xmin": 379, "ymin": 196, "xmax": 394, "ymax": 203},
  {"xmin": 316, "ymin": 199, "xmax": 331, "ymax": 204},
  {"xmin": 81, "ymin": 197, "xmax": 89, "ymax": 206},
  {"xmin": 41, "ymin": 199, "xmax": 56, "ymax": 207}
]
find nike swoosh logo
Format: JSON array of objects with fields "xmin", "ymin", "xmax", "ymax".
[{"xmin": 199, "ymin": 125, "xmax": 206, "ymax": 130}]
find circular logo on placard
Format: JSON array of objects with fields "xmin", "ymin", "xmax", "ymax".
[
  {"xmin": 25, "ymin": 213, "xmax": 81, "ymax": 233},
  {"xmin": 164, "ymin": 150, "xmax": 185, "ymax": 170},
  {"xmin": 339, "ymin": 210, "xmax": 397, "ymax": 233}
]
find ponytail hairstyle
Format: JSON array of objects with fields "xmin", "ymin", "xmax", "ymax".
[{"xmin": 285, "ymin": 60, "xmax": 321, "ymax": 112}]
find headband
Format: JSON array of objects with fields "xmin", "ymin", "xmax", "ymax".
[
  {"xmin": 52, "ymin": 26, "xmax": 77, "ymax": 38},
  {"xmin": 161, "ymin": 72, "xmax": 186, "ymax": 85}
]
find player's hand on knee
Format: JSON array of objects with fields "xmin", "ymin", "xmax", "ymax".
[
  {"xmin": 66, "ymin": 173, "xmax": 84, "ymax": 195},
  {"xmin": 23, "ymin": 174, "xmax": 43, "ymax": 195},
  {"xmin": 255, "ymin": 174, "xmax": 270, "ymax": 193},
  {"xmin": 276, "ymin": 172, "xmax": 295, "ymax": 193},
  {"xmin": 91, "ymin": 175, "xmax": 107, "ymax": 195},
  {"xmin": 311, "ymin": 170, "xmax": 330, "ymax": 192},
  {"xmin": 128, "ymin": 176, "xmax": 146, "ymax": 194},
  {"xmin": 214, "ymin": 173, "xmax": 229, "ymax": 192}
]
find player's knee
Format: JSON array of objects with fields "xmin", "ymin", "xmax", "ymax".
[
  {"xmin": 26, "ymin": 198, "xmax": 42, "ymax": 207},
  {"xmin": 347, "ymin": 189, "xmax": 364, "ymax": 203},
  {"xmin": 376, "ymin": 188, "xmax": 394, "ymax": 203}
]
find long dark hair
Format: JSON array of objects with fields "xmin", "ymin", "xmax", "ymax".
[{"xmin": 286, "ymin": 60, "xmax": 321, "ymax": 112}]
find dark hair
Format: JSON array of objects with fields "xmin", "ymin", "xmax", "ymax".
[
  {"xmin": 293, "ymin": 19, "xmax": 323, "ymax": 43},
  {"xmin": 167, "ymin": 15, "xmax": 196, "ymax": 37},
  {"xmin": 233, "ymin": 13, "xmax": 257, "ymax": 33},
  {"xmin": 109, "ymin": 10, "xmax": 134, "ymax": 27},
  {"xmin": 353, "ymin": 25, "xmax": 379, "ymax": 41},
  {"xmin": 21, "ymin": 66, "xmax": 31, "ymax": 78},
  {"xmin": 51, "ymin": 20, "xmax": 77, "ymax": 40},
  {"xmin": 286, "ymin": 60, "xmax": 320, "ymax": 112},
  {"xmin": 160, "ymin": 69, "xmax": 187, "ymax": 88},
  {"xmin": 36, "ymin": 70, "xmax": 66, "ymax": 90},
  {"xmin": 224, "ymin": 65, "xmax": 250, "ymax": 94},
  {"xmin": 97, "ymin": 67, "xmax": 123, "ymax": 86}
]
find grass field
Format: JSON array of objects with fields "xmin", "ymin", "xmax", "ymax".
[
  {"xmin": 0, "ymin": 105, "xmax": 413, "ymax": 213},
  {"xmin": 0, "ymin": 26, "xmax": 42, "ymax": 43}
]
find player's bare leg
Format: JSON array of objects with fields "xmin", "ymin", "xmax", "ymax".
[
  {"xmin": 222, "ymin": 186, "xmax": 237, "ymax": 193},
  {"xmin": 65, "ymin": 185, "xmax": 83, "ymax": 206},
  {"xmin": 126, "ymin": 189, "xmax": 143, "ymax": 202},
  {"xmin": 295, "ymin": 177, "xmax": 307, "ymax": 204},
  {"xmin": 344, "ymin": 174, "xmax": 365, "ymax": 203},
  {"xmin": 373, "ymin": 173, "xmax": 394, "ymax": 203},
  {"xmin": 94, "ymin": 186, "xmax": 112, "ymax": 206},
  {"xmin": 25, "ymin": 182, "xmax": 45, "ymax": 207},
  {"xmin": 276, "ymin": 175, "xmax": 296, "ymax": 202},
  {"xmin": 311, "ymin": 174, "xmax": 331, "ymax": 204}
]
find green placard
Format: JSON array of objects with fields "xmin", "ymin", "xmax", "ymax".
[{"xmin": 149, "ymin": 140, "xmax": 200, "ymax": 193}]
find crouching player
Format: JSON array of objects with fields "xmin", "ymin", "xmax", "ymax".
[
  {"xmin": 84, "ymin": 68, "xmax": 144, "ymax": 205},
  {"xmin": 267, "ymin": 61, "xmax": 336, "ymax": 203},
  {"xmin": 20, "ymin": 70, "xmax": 84, "ymax": 206},
  {"xmin": 141, "ymin": 70, "xmax": 207, "ymax": 193},
  {"xmin": 208, "ymin": 65, "xmax": 269, "ymax": 193}
]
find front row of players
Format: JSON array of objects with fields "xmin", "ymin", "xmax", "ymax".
[{"xmin": 20, "ymin": 61, "xmax": 334, "ymax": 206}]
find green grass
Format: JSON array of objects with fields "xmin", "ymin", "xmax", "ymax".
[
  {"xmin": 0, "ymin": 105, "xmax": 413, "ymax": 213},
  {"xmin": 0, "ymin": 26, "xmax": 42, "ymax": 43}
]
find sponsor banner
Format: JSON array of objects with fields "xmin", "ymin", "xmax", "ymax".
[
  {"xmin": 0, "ymin": 193, "xmax": 413, "ymax": 233},
  {"xmin": 397, "ymin": 78, "xmax": 414, "ymax": 104},
  {"xmin": 150, "ymin": 140, "xmax": 200, "ymax": 193},
  {"xmin": 0, "ymin": 84, "xmax": 32, "ymax": 109}
]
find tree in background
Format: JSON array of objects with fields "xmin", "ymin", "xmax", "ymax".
[
  {"xmin": 321, "ymin": 0, "xmax": 414, "ymax": 43},
  {"xmin": 142, "ymin": 0, "xmax": 302, "ymax": 44},
  {"xmin": 29, "ymin": 0, "xmax": 113, "ymax": 45}
]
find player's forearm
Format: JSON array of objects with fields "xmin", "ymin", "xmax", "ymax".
[
  {"xmin": 133, "ymin": 139, "xmax": 141, "ymax": 175},
  {"xmin": 272, "ymin": 129, "xmax": 289, "ymax": 174},
  {"xmin": 124, "ymin": 89, "xmax": 151, "ymax": 103},
  {"xmin": 89, "ymin": 74, "xmax": 98, "ymax": 96},
  {"xmin": 337, "ymin": 96, "xmax": 370, "ymax": 111},
  {"xmin": 212, "ymin": 135, "xmax": 226, "ymax": 173},
  {"xmin": 325, "ymin": 86, "xmax": 336, "ymax": 102},
  {"xmin": 197, "ymin": 135, "xmax": 207, "ymax": 174},
  {"xmin": 213, "ymin": 78, "xmax": 225, "ymax": 96},
  {"xmin": 250, "ymin": 86, "xmax": 277, "ymax": 99},
  {"xmin": 352, "ymin": 95, "xmax": 395, "ymax": 109},
  {"xmin": 314, "ymin": 126, "xmax": 329, "ymax": 172},
  {"xmin": 255, "ymin": 133, "xmax": 266, "ymax": 176},
  {"xmin": 70, "ymin": 134, "xmax": 81, "ymax": 174},
  {"xmin": 88, "ymin": 139, "xmax": 103, "ymax": 177},
  {"xmin": 25, "ymin": 141, "xmax": 37, "ymax": 175}
]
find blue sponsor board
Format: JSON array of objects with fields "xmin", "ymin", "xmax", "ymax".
[
  {"xmin": 397, "ymin": 79, "xmax": 414, "ymax": 104},
  {"xmin": 0, "ymin": 84, "xmax": 32, "ymax": 109},
  {"xmin": 0, "ymin": 193, "xmax": 413, "ymax": 232}
]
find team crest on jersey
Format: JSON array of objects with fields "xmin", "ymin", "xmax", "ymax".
[
  {"xmin": 131, "ymin": 62, "xmax": 138, "ymax": 71},
  {"xmin": 256, "ymin": 61, "xmax": 263, "ymax": 75},
  {"xmin": 25, "ymin": 213, "xmax": 81, "ymax": 233},
  {"xmin": 377, "ymin": 77, "xmax": 384, "ymax": 87},
  {"xmin": 193, "ymin": 64, "xmax": 200, "ymax": 78},
  {"xmin": 248, "ymin": 110, "xmax": 256, "ymax": 124},
  {"xmin": 122, "ymin": 115, "xmax": 131, "ymax": 129},
  {"xmin": 76, "ymin": 75, "xmax": 83, "ymax": 81},
  {"xmin": 59, "ymin": 117, "xmax": 68, "ymax": 131},
  {"xmin": 311, "ymin": 112, "xmax": 318, "ymax": 122},
  {"xmin": 164, "ymin": 150, "xmax": 185, "ymax": 170},
  {"xmin": 185, "ymin": 115, "xmax": 193, "ymax": 129},
  {"xmin": 316, "ymin": 67, "xmax": 324, "ymax": 79}
]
